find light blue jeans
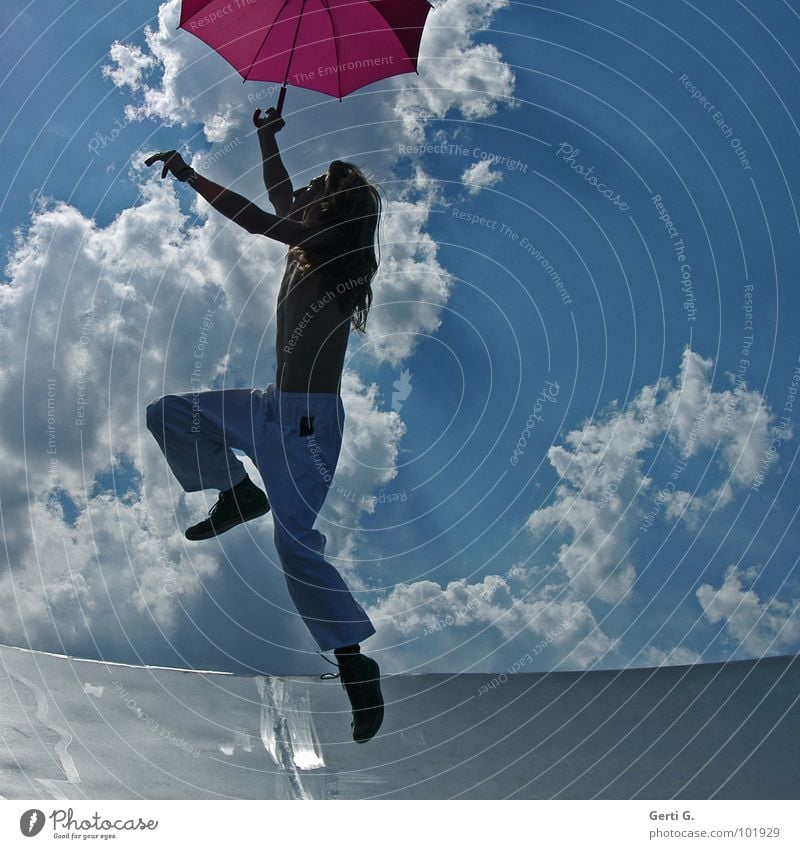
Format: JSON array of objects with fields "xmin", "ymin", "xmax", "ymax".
[{"xmin": 146, "ymin": 383, "xmax": 376, "ymax": 652}]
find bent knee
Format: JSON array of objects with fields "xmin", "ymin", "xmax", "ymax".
[
  {"xmin": 145, "ymin": 398, "xmax": 164, "ymax": 431},
  {"xmin": 274, "ymin": 525, "xmax": 322, "ymax": 560},
  {"xmin": 146, "ymin": 395, "xmax": 185, "ymax": 431}
]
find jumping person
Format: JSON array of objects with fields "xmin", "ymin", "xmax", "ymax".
[{"xmin": 144, "ymin": 106, "xmax": 383, "ymax": 743}]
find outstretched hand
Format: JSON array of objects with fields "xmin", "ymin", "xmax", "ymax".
[
  {"xmin": 144, "ymin": 150, "xmax": 193, "ymax": 181},
  {"xmin": 253, "ymin": 107, "xmax": 285, "ymax": 135}
]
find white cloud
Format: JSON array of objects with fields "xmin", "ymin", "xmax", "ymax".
[
  {"xmin": 102, "ymin": 42, "xmax": 156, "ymax": 91},
  {"xmin": 98, "ymin": 0, "xmax": 515, "ymax": 368},
  {"xmin": 462, "ymin": 158, "xmax": 504, "ymax": 194},
  {"xmin": 104, "ymin": 0, "xmax": 250, "ymax": 142},
  {"xmin": 359, "ymin": 172, "xmax": 455, "ymax": 365},
  {"xmin": 639, "ymin": 645, "xmax": 703, "ymax": 667},
  {"xmin": 393, "ymin": 0, "xmax": 517, "ymax": 139},
  {"xmin": 697, "ymin": 565, "xmax": 800, "ymax": 656},
  {"xmin": 527, "ymin": 347, "xmax": 781, "ymax": 604},
  {"xmin": 104, "ymin": 0, "xmax": 516, "ymax": 145},
  {"xmin": 365, "ymin": 574, "xmax": 618, "ymax": 672},
  {"xmin": 0, "ymin": 172, "xmax": 406, "ymax": 656}
]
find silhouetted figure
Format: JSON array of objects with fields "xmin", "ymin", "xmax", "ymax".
[{"xmin": 144, "ymin": 108, "xmax": 383, "ymax": 742}]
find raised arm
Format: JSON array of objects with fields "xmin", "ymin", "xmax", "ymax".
[
  {"xmin": 144, "ymin": 150, "xmax": 346, "ymax": 253},
  {"xmin": 253, "ymin": 108, "xmax": 293, "ymax": 218},
  {"xmin": 193, "ymin": 172, "xmax": 302, "ymax": 243}
]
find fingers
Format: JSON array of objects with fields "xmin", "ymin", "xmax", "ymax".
[
  {"xmin": 253, "ymin": 107, "xmax": 283, "ymax": 131},
  {"xmin": 144, "ymin": 151, "xmax": 183, "ymax": 180}
]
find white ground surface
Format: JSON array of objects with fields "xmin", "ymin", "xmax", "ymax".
[{"xmin": 1, "ymin": 645, "xmax": 797, "ymax": 799}]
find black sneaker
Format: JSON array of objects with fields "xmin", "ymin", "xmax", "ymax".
[
  {"xmin": 337, "ymin": 652, "xmax": 384, "ymax": 743},
  {"xmin": 185, "ymin": 477, "xmax": 270, "ymax": 541}
]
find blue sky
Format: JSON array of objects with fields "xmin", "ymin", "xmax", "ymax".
[{"xmin": 0, "ymin": 0, "xmax": 798, "ymax": 675}]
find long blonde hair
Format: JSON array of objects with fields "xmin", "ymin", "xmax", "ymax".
[{"xmin": 289, "ymin": 160, "xmax": 382, "ymax": 333}]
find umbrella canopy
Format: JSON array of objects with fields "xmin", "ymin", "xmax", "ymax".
[{"xmin": 179, "ymin": 0, "xmax": 433, "ymax": 105}]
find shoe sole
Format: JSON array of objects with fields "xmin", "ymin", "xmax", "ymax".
[
  {"xmin": 353, "ymin": 657, "xmax": 384, "ymax": 743},
  {"xmin": 185, "ymin": 504, "xmax": 270, "ymax": 541},
  {"xmin": 355, "ymin": 700, "xmax": 384, "ymax": 743}
]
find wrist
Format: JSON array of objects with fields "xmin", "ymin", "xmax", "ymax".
[{"xmin": 177, "ymin": 166, "xmax": 198, "ymax": 186}]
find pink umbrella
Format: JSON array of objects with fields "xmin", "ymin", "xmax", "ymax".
[{"xmin": 179, "ymin": 0, "xmax": 433, "ymax": 114}]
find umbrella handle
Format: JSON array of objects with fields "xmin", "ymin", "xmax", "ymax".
[{"xmin": 276, "ymin": 85, "xmax": 287, "ymax": 117}]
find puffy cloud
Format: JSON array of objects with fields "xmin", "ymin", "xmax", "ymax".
[
  {"xmin": 102, "ymin": 0, "xmax": 463, "ymax": 367},
  {"xmin": 359, "ymin": 172, "xmax": 455, "ymax": 365},
  {"xmin": 318, "ymin": 370, "xmax": 407, "ymax": 574},
  {"xmin": 697, "ymin": 565, "xmax": 800, "ymax": 656},
  {"xmin": 400, "ymin": 347, "xmax": 786, "ymax": 671},
  {"xmin": 3, "ymin": 0, "xmax": 491, "ymax": 657},
  {"xmin": 104, "ymin": 0, "xmax": 252, "ymax": 142},
  {"xmin": 102, "ymin": 41, "xmax": 156, "ymax": 91},
  {"xmin": 365, "ymin": 574, "xmax": 618, "ymax": 672},
  {"xmin": 393, "ymin": 0, "xmax": 517, "ymax": 139},
  {"xmin": 103, "ymin": 0, "xmax": 516, "ymax": 145},
  {"xmin": 462, "ymin": 158, "xmax": 504, "ymax": 194},
  {"xmin": 0, "ymin": 170, "xmax": 405, "ymax": 657},
  {"xmin": 639, "ymin": 645, "xmax": 703, "ymax": 667},
  {"xmin": 527, "ymin": 348, "xmax": 780, "ymax": 604}
]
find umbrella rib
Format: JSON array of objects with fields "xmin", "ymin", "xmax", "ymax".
[
  {"xmin": 283, "ymin": 0, "xmax": 307, "ymax": 86},
  {"xmin": 320, "ymin": 0, "xmax": 342, "ymax": 100},
  {"xmin": 242, "ymin": 0, "xmax": 292, "ymax": 82},
  {"xmin": 367, "ymin": 0, "xmax": 429, "ymax": 73}
]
